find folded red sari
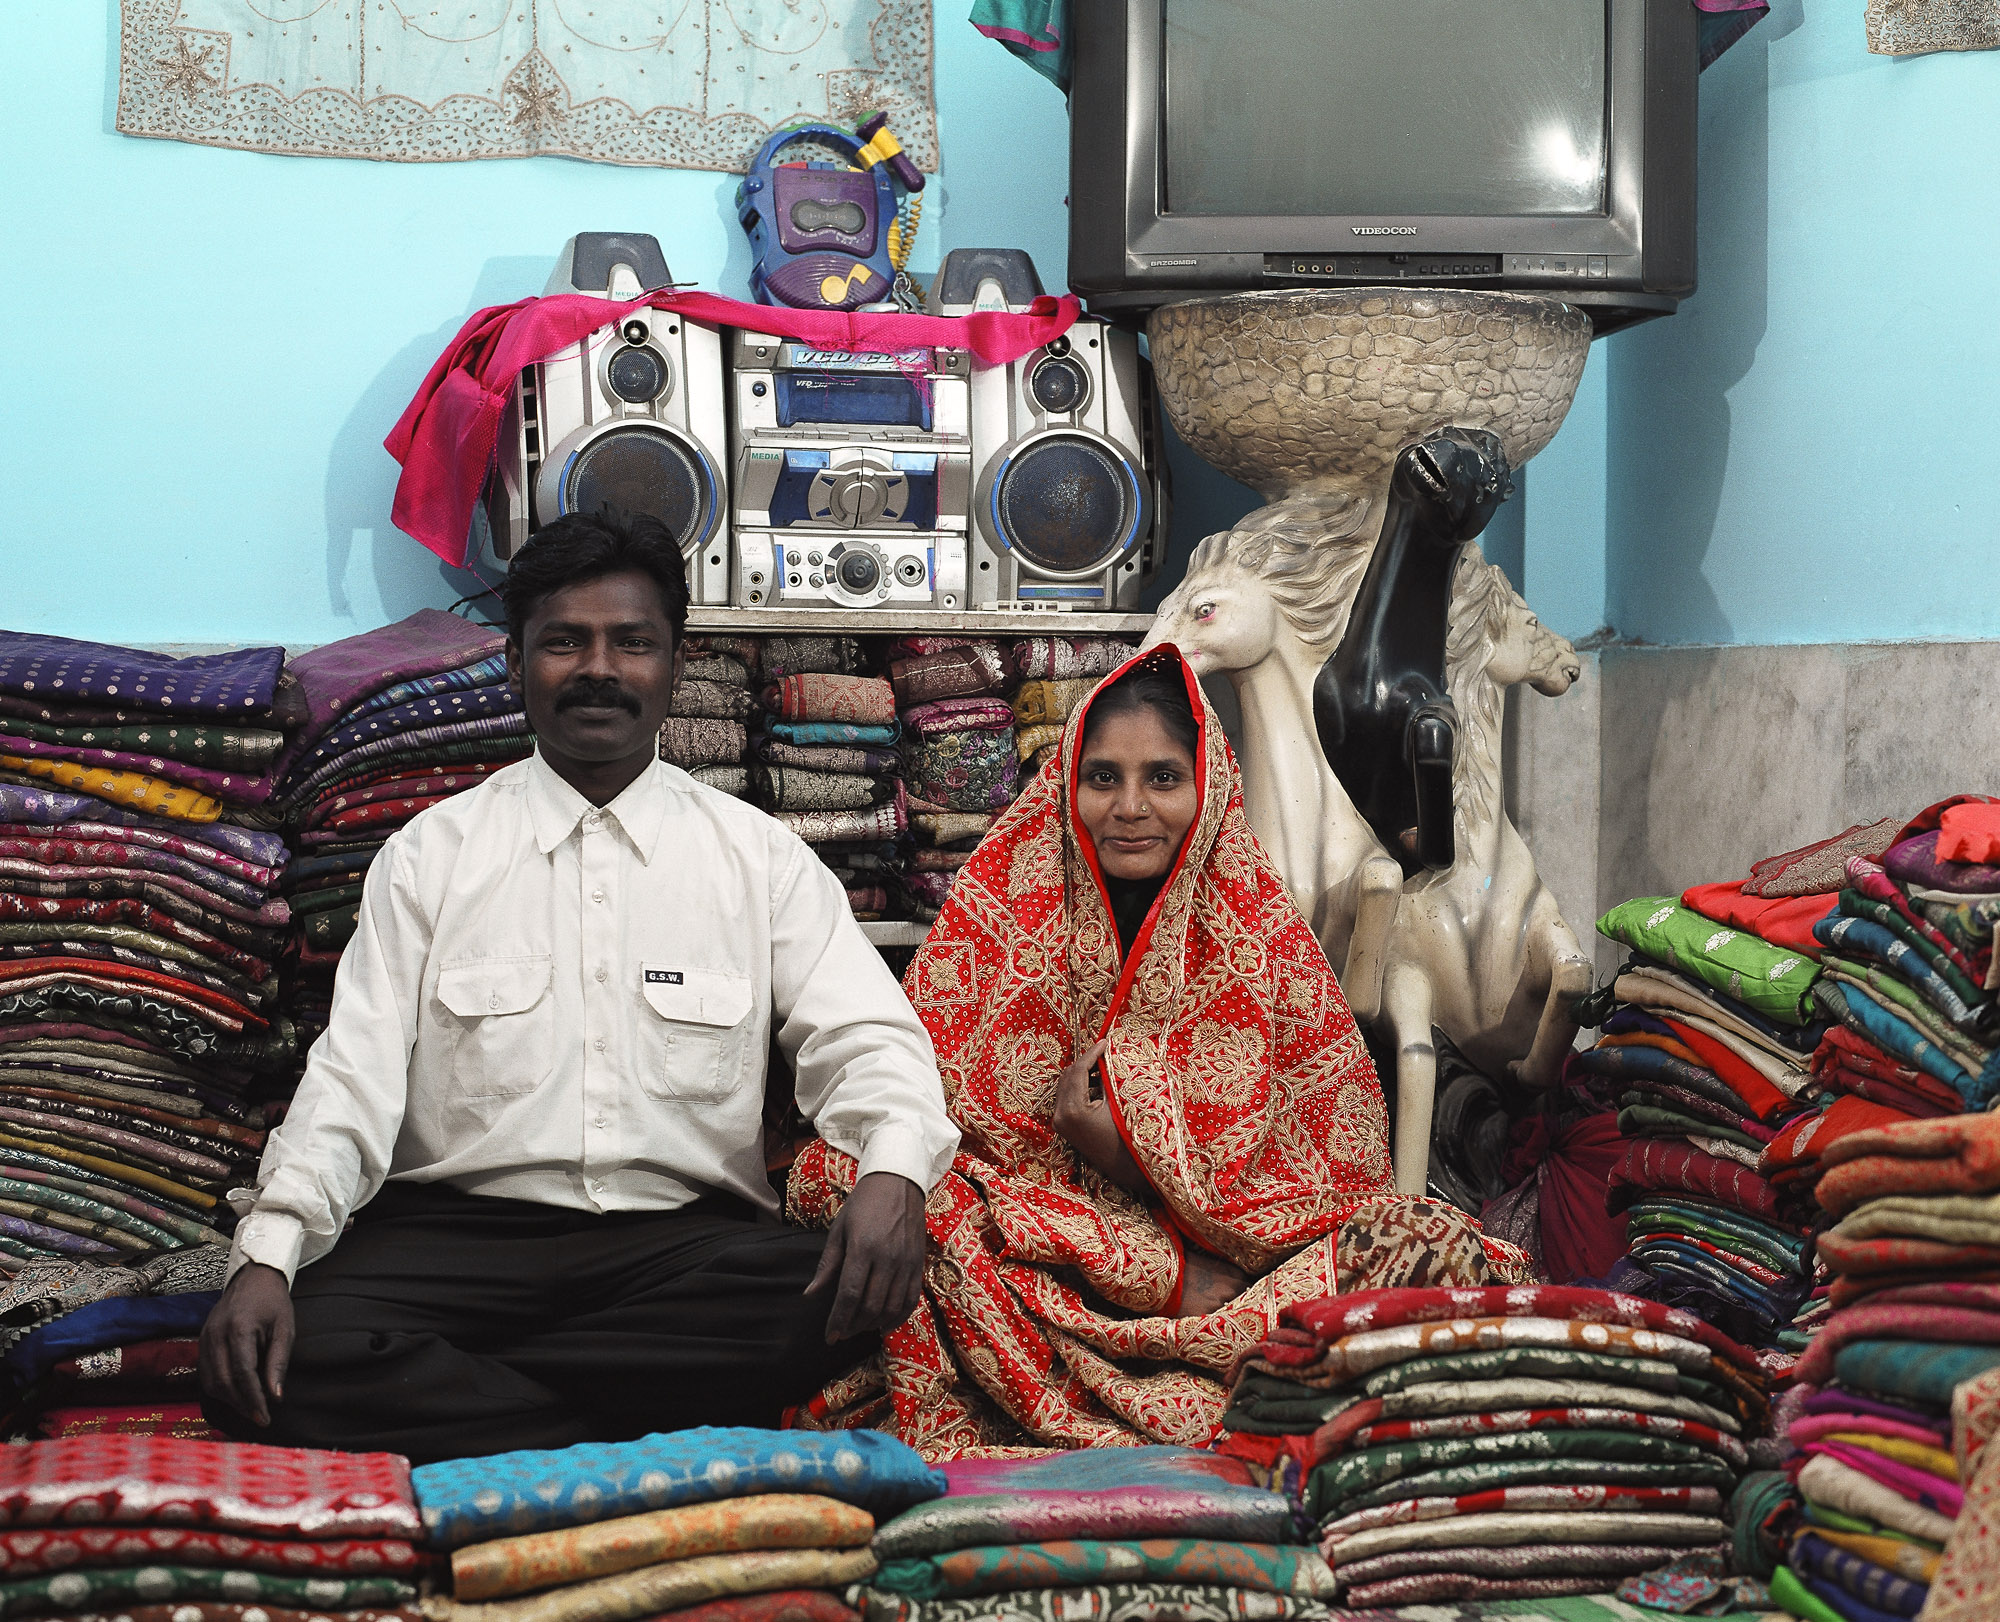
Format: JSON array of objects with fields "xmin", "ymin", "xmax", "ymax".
[
  {"xmin": 1761, "ymin": 1096, "xmax": 1914, "ymax": 1177},
  {"xmin": 1681, "ymin": 881, "xmax": 1834, "ymax": 958},
  {"xmin": 1608, "ymin": 1139, "xmax": 1785, "ymax": 1222}
]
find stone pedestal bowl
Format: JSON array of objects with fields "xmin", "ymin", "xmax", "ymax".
[{"xmin": 1147, "ymin": 288, "xmax": 1593, "ymax": 505}]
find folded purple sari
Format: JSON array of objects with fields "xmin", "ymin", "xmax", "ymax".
[
  {"xmin": 0, "ymin": 790, "xmax": 288, "ymax": 868},
  {"xmin": 0, "ymin": 840, "xmax": 271, "ymax": 909},
  {"xmin": 279, "ymin": 685, "xmax": 526, "ymax": 792},
  {"xmin": 0, "ymin": 635, "xmax": 283, "ymax": 721},
  {"xmin": 0, "ymin": 862, "xmax": 287, "ymax": 928},
  {"xmin": 272, "ymin": 610, "xmax": 502, "ymax": 782}
]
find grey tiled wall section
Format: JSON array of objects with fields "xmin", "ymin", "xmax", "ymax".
[{"xmin": 1510, "ymin": 641, "xmax": 2000, "ymax": 985}]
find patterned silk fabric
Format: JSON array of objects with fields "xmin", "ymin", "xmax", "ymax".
[
  {"xmin": 0, "ymin": 1436, "xmax": 420, "ymax": 1539},
  {"xmin": 791, "ymin": 646, "xmax": 1410, "ymax": 1455},
  {"xmin": 451, "ymin": 1496, "xmax": 874, "ymax": 1601}
]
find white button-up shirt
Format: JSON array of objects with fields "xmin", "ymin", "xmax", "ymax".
[{"xmin": 231, "ymin": 751, "xmax": 957, "ymax": 1282}]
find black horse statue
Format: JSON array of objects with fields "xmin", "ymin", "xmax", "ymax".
[{"xmin": 1313, "ymin": 427, "xmax": 1514, "ymax": 875}]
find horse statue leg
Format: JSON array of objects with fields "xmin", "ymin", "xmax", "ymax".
[
  {"xmin": 1381, "ymin": 956, "xmax": 1439, "ymax": 1196},
  {"xmin": 1338, "ymin": 853, "xmax": 1404, "ymax": 1024},
  {"xmin": 1507, "ymin": 889, "xmax": 1595, "ymax": 1090}
]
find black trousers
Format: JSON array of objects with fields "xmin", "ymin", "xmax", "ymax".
[{"xmin": 213, "ymin": 1183, "xmax": 869, "ymax": 1464}]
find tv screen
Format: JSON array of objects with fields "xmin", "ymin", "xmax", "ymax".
[{"xmin": 1163, "ymin": 0, "xmax": 1609, "ymax": 220}]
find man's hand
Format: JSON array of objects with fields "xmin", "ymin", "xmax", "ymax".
[
  {"xmin": 1051, "ymin": 1040, "xmax": 1149, "ymax": 1194},
  {"xmin": 198, "ymin": 1262, "xmax": 294, "ymax": 1428},
  {"xmin": 807, "ymin": 1172, "xmax": 926, "ymax": 1344}
]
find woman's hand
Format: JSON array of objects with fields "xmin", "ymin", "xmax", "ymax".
[
  {"xmin": 1175, "ymin": 1247, "xmax": 1250, "ymax": 1317},
  {"xmin": 1051, "ymin": 1039, "xmax": 1150, "ymax": 1194}
]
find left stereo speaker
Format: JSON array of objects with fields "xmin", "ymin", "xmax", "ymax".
[{"xmin": 484, "ymin": 233, "xmax": 732, "ymax": 605}]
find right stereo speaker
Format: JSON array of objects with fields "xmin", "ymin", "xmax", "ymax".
[{"xmin": 943, "ymin": 252, "xmax": 1166, "ymax": 611}]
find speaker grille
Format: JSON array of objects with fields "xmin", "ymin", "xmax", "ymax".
[
  {"xmin": 562, "ymin": 427, "xmax": 713, "ymax": 547},
  {"xmin": 994, "ymin": 436, "xmax": 1136, "ymax": 574}
]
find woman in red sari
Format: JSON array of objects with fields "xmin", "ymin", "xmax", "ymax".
[{"xmin": 789, "ymin": 646, "xmax": 1527, "ymax": 1456}]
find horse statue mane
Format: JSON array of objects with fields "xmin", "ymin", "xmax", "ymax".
[
  {"xmin": 1442, "ymin": 545, "xmax": 1518, "ymax": 845},
  {"xmin": 1183, "ymin": 494, "xmax": 1376, "ymax": 648}
]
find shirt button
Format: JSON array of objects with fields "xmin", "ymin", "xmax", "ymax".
[
  {"xmin": 595, "ymin": 1117, "xmax": 607, "ymax": 1130},
  {"xmin": 593, "ymin": 1037, "xmax": 607, "ymax": 1052},
  {"xmin": 584, "ymin": 811, "xmax": 601, "ymax": 828},
  {"xmin": 592, "ymin": 888, "xmax": 607, "ymax": 903},
  {"xmin": 595, "ymin": 968, "xmax": 608, "ymax": 984},
  {"xmin": 488, "ymin": 993, "xmax": 500, "ymax": 1010}
]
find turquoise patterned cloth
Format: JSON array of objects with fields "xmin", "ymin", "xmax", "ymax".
[
  {"xmin": 1833, "ymin": 1339, "xmax": 2000, "ymax": 1411},
  {"xmin": 411, "ymin": 1426, "xmax": 945, "ymax": 1549}
]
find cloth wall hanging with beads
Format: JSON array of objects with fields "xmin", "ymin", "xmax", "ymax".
[{"xmin": 116, "ymin": 0, "xmax": 938, "ymax": 173}]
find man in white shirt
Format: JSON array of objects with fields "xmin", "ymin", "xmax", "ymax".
[{"xmin": 200, "ymin": 511, "xmax": 959, "ymax": 1462}]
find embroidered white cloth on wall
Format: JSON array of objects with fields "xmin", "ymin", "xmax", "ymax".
[
  {"xmin": 1867, "ymin": 0, "xmax": 2000, "ymax": 54},
  {"xmin": 116, "ymin": 0, "xmax": 938, "ymax": 173}
]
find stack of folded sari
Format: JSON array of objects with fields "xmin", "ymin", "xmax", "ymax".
[
  {"xmin": 1807, "ymin": 802, "xmax": 2000, "ymax": 1122},
  {"xmin": 857, "ymin": 1447, "xmax": 1336, "ymax": 1622},
  {"xmin": 755, "ymin": 659, "xmax": 905, "ymax": 921},
  {"xmin": 1913, "ymin": 1362, "xmax": 2000, "ymax": 1620},
  {"xmin": 1221, "ymin": 1285, "xmax": 1760, "ymax": 1609},
  {"xmin": 670, "ymin": 638, "xmax": 761, "ymax": 799},
  {"xmin": 892, "ymin": 641, "xmax": 1015, "ymax": 922},
  {"xmin": 0, "ymin": 1244, "xmax": 230, "ymax": 1438},
  {"xmin": 8, "ymin": 1327, "xmax": 206, "ymax": 1440},
  {"xmin": 1761, "ymin": 1111, "xmax": 2000, "ymax": 1620},
  {"xmin": 0, "ymin": 1433, "xmax": 424, "ymax": 1620},
  {"xmin": 1006, "ymin": 639, "xmax": 1133, "ymax": 781},
  {"xmin": 413, "ymin": 1428, "xmax": 945, "ymax": 1622},
  {"xmin": 1584, "ymin": 894, "xmax": 1828, "ymax": 1350},
  {"xmin": 270, "ymin": 615, "xmax": 530, "ymax": 1081},
  {"xmin": 1008, "ymin": 678, "xmax": 1089, "ymax": 786},
  {"xmin": 0, "ymin": 636, "xmax": 300, "ymax": 1274}
]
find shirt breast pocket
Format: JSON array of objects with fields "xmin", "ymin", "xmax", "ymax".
[
  {"xmin": 436, "ymin": 955, "xmax": 555, "ymax": 1098},
  {"xmin": 641, "ymin": 966, "xmax": 753, "ymax": 1103}
]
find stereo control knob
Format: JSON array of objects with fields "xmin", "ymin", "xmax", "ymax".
[{"xmin": 837, "ymin": 550, "xmax": 881, "ymax": 594}]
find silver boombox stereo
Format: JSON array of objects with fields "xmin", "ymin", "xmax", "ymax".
[
  {"xmin": 728, "ymin": 331, "xmax": 971, "ymax": 610},
  {"xmin": 936, "ymin": 251, "xmax": 1165, "ymax": 612},
  {"xmin": 483, "ymin": 233, "xmax": 732, "ymax": 605}
]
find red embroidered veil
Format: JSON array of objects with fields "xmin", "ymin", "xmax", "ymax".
[{"xmin": 789, "ymin": 646, "xmax": 1527, "ymax": 1456}]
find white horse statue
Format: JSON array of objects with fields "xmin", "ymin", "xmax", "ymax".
[
  {"xmin": 1144, "ymin": 498, "xmax": 1405, "ymax": 1016},
  {"xmin": 1376, "ymin": 545, "xmax": 1594, "ymax": 1190}
]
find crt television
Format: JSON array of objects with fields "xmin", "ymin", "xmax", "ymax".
[{"xmin": 1069, "ymin": 0, "xmax": 1699, "ymax": 334}]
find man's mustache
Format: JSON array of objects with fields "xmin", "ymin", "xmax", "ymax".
[{"xmin": 555, "ymin": 681, "xmax": 642, "ymax": 715}]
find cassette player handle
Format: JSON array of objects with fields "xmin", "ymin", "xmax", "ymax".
[{"xmin": 855, "ymin": 112, "xmax": 925, "ymax": 193}]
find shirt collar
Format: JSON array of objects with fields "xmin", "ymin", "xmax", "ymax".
[{"xmin": 525, "ymin": 748, "xmax": 675, "ymax": 865}]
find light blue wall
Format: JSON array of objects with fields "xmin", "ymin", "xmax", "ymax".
[
  {"xmin": 15, "ymin": 5, "xmax": 1980, "ymax": 652},
  {"xmin": 1603, "ymin": 1, "xmax": 2000, "ymax": 645},
  {"xmin": 2, "ymin": 6, "xmax": 1070, "ymax": 644}
]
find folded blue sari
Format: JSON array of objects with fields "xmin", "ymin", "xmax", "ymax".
[{"xmin": 413, "ymin": 1426, "xmax": 945, "ymax": 1548}]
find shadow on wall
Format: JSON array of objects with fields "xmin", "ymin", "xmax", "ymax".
[
  {"xmin": 1143, "ymin": 412, "xmax": 1262, "ymax": 611},
  {"xmin": 1602, "ymin": 1, "xmax": 1799, "ymax": 642},
  {"xmin": 322, "ymin": 257, "xmax": 558, "ymax": 629}
]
